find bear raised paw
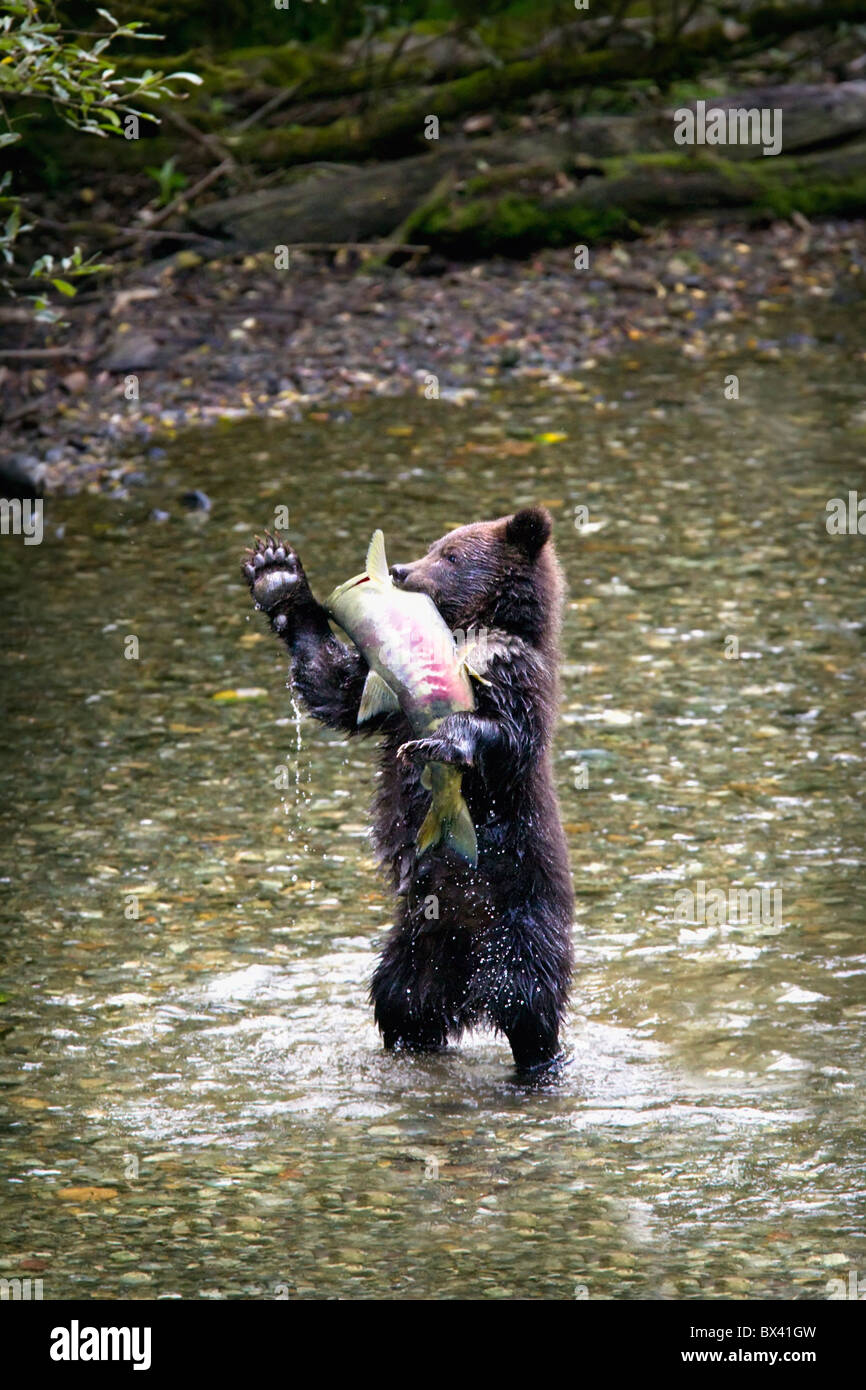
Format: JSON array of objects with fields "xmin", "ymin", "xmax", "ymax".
[
  {"xmin": 241, "ymin": 534, "xmax": 306, "ymax": 624},
  {"xmin": 240, "ymin": 508, "xmax": 575, "ymax": 1077}
]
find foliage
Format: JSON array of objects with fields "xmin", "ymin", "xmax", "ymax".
[
  {"xmin": 1, "ymin": 1, "xmax": 201, "ymax": 310},
  {"xmin": 28, "ymin": 244, "xmax": 111, "ymax": 321},
  {"xmin": 0, "ymin": 3, "xmax": 199, "ymax": 139},
  {"xmin": 145, "ymin": 154, "xmax": 187, "ymax": 204},
  {"xmin": 54, "ymin": 0, "xmax": 591, "ymax": 54}
]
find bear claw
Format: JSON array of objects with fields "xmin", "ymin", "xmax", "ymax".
[{"xmin": 241, "ymin": 532, "xmax": 302, "ymax": 612}]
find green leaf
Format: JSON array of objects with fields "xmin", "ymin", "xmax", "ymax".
[{"xmin": 51, "ymin": 278, "xmax": 76, "ymax": 296}]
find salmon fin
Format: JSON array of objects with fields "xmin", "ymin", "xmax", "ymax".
[
  {"xmin": 416, "ymin": 804, "xmax": 441, "ymax": 857},
  {"xmin": 357, "ymin": 669, "xmax": 400, "ymax": 724},
  {"xmin": 365, "ymin": 529, "xmax": 391, "ymax": 586},
  {"xmin": 420, "ymin": 764, "xmax": 433, "ymax": 791},
  {"xmin": 459, "ymin": 655, "xmax": 492, "ymax": 687},
  {"xmin": 457, "ymin": 635, "xmax": 493, "ymax": 685},
  {"xmin": 416, "ymin": 794, "xmax": 478, "ymax": 866},
  {"xmin": 445, "ymin": 798, "xmax": 478, "ymax": 865}
]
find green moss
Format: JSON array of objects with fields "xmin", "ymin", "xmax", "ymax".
[
  {"xmin": 604, "ymin": 151, "xmax": 727, "ymax": 177},
  {"xmin": 751, "ymin": 173, "xmax": 866, "ymax": 219},
  {"xmin": 408, "ymin": 189, "xmax": 636, "ymax": 258},
  {"xmin": 667, "ymin": 79, "xmax": 731, "ymax": 104},
  {"xmin": 122, "ymin": 41, "xmax": 356, "ymax": 101},
  {"xmin": 462, "ymin": 162, "xmax": 559, "ymax": 197}
]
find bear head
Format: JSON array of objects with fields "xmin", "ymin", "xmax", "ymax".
[{"xmin": 389, "ymin": 507, "xmax": 561, "ymax": 646}]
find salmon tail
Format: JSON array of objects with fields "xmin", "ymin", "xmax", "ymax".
[{"xmin": 416, "ymin": 794, "xmax": 478, "ymax": 867}]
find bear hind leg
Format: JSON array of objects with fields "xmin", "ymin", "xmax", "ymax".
[
  {"xmin": 500, "ymin": 1004, "xmax": 564, "ymax": 1075},
  {"xmin": 370, "ymin": 933, "xmax": 464, "ymax": 1054},
  {"xmin": 478, "ymin": 932, "xmax": 569, "ymax": 1076}
]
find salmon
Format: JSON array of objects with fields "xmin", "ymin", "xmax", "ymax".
[{"xmin": 326, "ymin": 531, "xmax": 479, "ymax": 864}]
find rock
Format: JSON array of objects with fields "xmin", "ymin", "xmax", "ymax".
[
  {"xmin": 102, "ymin": 333, "xmax": 163, "ymax": 372},
  {"xmin": 181, "ymin": 489, "xmax": 211, "ymax": 511},
  {"xmin": 56, "ymin": 1186, "xmax": 119, "ymax": 1202},
  {"xmin": 110, "ymin": 286, "xmax": 160, "ymax": 317},
  {"xmin": 722, "ymin": 18, "xmax": 748, "ymax": 41},
  {"xmin": 60, "ymin": 370, "xmax": 89, "ymax": 395},
  {"xmin": 174, "ymin": 250, "xmax": 203, "ymax": 271},
  {"xmin": 0, "ymin": 453, "xmax": 46, "ymax": 499}
]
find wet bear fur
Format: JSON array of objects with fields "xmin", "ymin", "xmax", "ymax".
[{"xmin": 242, "ymin": 507, "xmax": 574, "ymax": 1073}]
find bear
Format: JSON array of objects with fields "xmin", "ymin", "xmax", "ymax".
[{"xmin": 241, "ymin": 508, "xmax": 574, "ymax": 1075}]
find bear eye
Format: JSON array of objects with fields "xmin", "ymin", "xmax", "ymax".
[{"xmin": 444, "ymin": 551, "xmax": 459, "ymax": 565}]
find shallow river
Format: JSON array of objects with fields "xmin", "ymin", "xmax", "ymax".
[{"xmin": 1, "ymin": 311, "xmax": 864, "ymax": 1299}]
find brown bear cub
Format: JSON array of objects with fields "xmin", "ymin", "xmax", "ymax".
[{"xmin": 241, "ymin": 508, "xmax": 574, "ymax": 1075}]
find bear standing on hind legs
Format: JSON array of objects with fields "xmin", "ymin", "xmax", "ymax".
[{"xmin": 241, "ymin": 508, "xmax": 574, "ymax": 1076}]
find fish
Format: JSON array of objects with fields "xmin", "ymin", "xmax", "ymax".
[{"xmin": 326, "ymin": 530, "xmax": 481, "ymax": 865}]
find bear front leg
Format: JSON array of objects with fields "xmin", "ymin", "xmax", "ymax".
[
  {"xmin": 396, "ymin": 712, "xmax": 502, "ymax": 772},
  {"xmin": 241, "ymin": 534, "xmax": 370, "ymax": 733}
]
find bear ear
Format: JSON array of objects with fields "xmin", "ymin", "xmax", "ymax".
[{"xmin": 505, "ymin": 507, "xmax": 552, "ymax": 559}]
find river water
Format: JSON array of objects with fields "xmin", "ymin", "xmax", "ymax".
[{"xmin": 1, "ymin": 311, "xmax": 864, "ymax": 1299}]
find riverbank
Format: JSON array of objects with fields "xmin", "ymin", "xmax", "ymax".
[{"xmin": 2, "ymin": 213, "xmax": 863, "ymax": 497}]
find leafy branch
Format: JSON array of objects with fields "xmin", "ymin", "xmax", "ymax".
[{"xmin": 1, "ymin": 1, "xmax": 201, "ymax": 313}]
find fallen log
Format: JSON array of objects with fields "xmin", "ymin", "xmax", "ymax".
[
  {"xmin": 184, "ymin": 114, "xmax": 866, "ymax": 258},
  {"xmin": 227, "ymin": 5, "xmax": 866, "ymax": 169},
  {"xmin": 187, "ymin": 138, "xmax": 568, "ymax": 249},
  {"xmin": 229, "ymin": 36, "xmax": 722, "ymax": 169},
  {"xmin": 399, "ymin": 142, "xmax": 866, "ymax": 256}
]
